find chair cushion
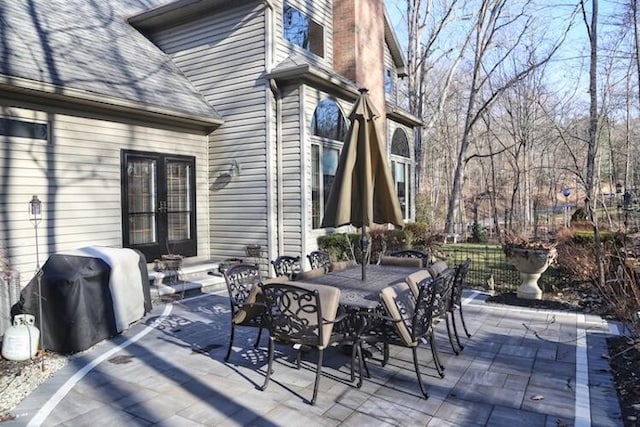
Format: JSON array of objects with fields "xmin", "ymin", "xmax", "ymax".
[
  {"xmin": 294, "ymin": 267, "xmax": 326, "ymax": 281},
  {"xmin": 428, "ymin": 261, "xmax": 448, "ymax": 278},
  {"xmin": 405, "ymin": 269, "xmax": 431, "ymax": 297},
  {"xmin": 380, "ymin": 282, "xmax": 417, "ymax": 347},
  {"xmin": 379, "ymin": 256, "xmax": 423, "ymax": 268},
  {"xmin": 330, "ymin": 260, "xmax": 357, "ymax": 272},
  {"xmin": 263, "ymin": 276, "xmax": 290, "ymax": 284},
  {"xmin": 233, "ymin": 283, "xmax": 264, "ymax": 324},
  {"xmin": 272, "ymin": 282, "xmax": 341, "ymax": 349}
]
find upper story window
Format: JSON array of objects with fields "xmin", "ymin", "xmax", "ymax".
[
  {"xmin": 311, "ymin": 99, "xmax": 348, "ymax": 141},
  {"xmin": 384, "ymin": 69, "xmax": 394, "ymax": 95},
  {"xmin": 283, "ymin": 3, "xmax": 324, "ymax": 58}
]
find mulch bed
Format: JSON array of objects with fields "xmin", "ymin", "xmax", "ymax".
[{"xmin": 487, "ymin": 289, "xmax": 640, "ymax": 426}]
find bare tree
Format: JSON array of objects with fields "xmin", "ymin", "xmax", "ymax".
[
  {"xmin": 394, "ymin": 0, "xmax": 472, "ymax": 196},
  {"xmin": 442, "ymin": 0, "xmax": 575, "ymax": 234}
]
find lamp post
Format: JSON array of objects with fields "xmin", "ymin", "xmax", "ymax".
[
  {"xmin": 623, "ymin": 190, "xmax": 633, "ymax": 228},
  {"xmin": 562, "ymin": 186, "xmax": 571, "ymax": 228},
  {"xmin": 28, "ymin": 195, "xmax": 45, "ymax": 371},
  {"xmin": 616, "ymin": 183, "xmax": 623, "ymax": 229}
]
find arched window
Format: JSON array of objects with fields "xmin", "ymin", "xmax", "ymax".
[
  {"xmin": 311, "ymin": 99, "xmax": 347, "ymax": 228},
  {"xmin": 391, "ymin": 129, "xmax": 410, "ymax": 157},
  {"xmin": 390, "ymin": 128, "xmax": 412, "ymax": 220},
  {"xmin": 311, "ymin": 99, "xmax": 347, "ymax": 141}
]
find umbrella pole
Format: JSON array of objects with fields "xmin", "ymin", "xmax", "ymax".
[{"xmin": 361, "ymin": 227, "xmax": 366, "ymax": 281}]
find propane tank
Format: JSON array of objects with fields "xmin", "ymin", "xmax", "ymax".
[{"xmin": 1, "ymin": 314, "xmax": 40, "ymax": 361}]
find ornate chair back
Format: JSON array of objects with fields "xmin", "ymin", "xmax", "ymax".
[
  {"xmin": 223, "ymin": 263, "xmax": 263, "ymax": 323},
  {"xmin": 307, "ymin": 250, "xmax": 332, "ymax": 272},
  {"xmin": 389, "ymin": 249, "xmax": 432, "ymax": 267},
  {"xmin": 259, "ymin": 282, "xmax": 345, "ymax": 405},
  {"xmin": 221, "ymin": 263, "xmax": 265, "ymax": 361},
  {"xmin": 450, "ymin": 259, "xmax": 471, "ymax": 311},
  {"xmin": 271, "ymin": 255, "xmax": 302, "ymax": 280}
]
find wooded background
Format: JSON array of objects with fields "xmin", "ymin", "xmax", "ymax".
[{"xmin": 387, "ymin": 0, "xmax": 638, "ymax": 239}]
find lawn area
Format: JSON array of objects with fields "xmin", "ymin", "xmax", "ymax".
[{"xmin": 440, "ymin": 243, "xmax": 522, "ymax": 293}]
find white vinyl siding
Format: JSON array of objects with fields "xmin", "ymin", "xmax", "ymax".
[
  {"xmin": 280, "ymin": 86, "xmax": 304, "ymax": 256},
  {"xmin": 149, "ymin": 3, "xmax": 269, "ymax": 263},
  {"xmin": 274, "ymin": 0, "xmax": 333, "ymax": 68},
  {"xmin": 0, "ymin": 105, "xmax": 208, "ymax": 284}
]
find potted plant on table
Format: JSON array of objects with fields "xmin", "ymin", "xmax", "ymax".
[{"xmin": 503, "ymin": 235, "xmax": 558, "ymax": 300}]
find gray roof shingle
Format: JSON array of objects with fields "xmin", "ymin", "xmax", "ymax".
[{"xmin": 0, "ymin": 0, "xmax": 222, "ymax": 126}]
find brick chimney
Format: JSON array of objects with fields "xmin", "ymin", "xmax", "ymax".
[{"xmin": 333, "ymin": 0, "xmax": 386, "ymax": 119}]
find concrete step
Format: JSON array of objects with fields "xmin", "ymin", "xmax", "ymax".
[
  {"xmin": 148, "ymin": 261, "xmax": 227, "ymax": 299},
  {"xmin": 151, "ymin": 274, "xmax": 226, "ymax": 298}
]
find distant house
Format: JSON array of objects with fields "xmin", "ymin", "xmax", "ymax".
[{"xmin": 0, "ymin": 0, "xmax": 421, "ymax": 282}]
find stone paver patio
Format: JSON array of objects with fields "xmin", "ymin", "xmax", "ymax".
[{"xmin": 4, "ymin": 289, "xmax": 624, "ymax": 426}]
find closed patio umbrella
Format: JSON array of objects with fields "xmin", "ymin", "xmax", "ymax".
[{"xmin": 321, "ymin": 88, "xmax": 404, "ymax": 280}]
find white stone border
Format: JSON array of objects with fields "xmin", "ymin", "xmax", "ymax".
[{"xmin": 25, "ymin": 301, "xmax": 181, "ymax": 427}]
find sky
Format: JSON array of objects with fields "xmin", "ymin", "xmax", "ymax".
[{"xmin": 383, "ymin": 0, "xmax": 626, "ymax": 103}]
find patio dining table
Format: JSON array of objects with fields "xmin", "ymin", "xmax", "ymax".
[{"xmin": 294, "ymin": 264, "xmax": 420, "ymax": 309}]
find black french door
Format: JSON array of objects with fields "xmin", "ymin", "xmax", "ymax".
[{"xmin": 121, "ymin": 150, "xmax": 197, "ymax": 262}]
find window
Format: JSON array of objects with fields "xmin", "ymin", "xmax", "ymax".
[
  {"xmin": 311, "ymin": 99, "xmax": 347, "ymax": 141},
  {"xmin": 311, "ymin": 99, "xmax": 347, "ymax": 228},
  {"xmin": 391, "ymin": 129, "xmax": 411, "ymax": 220},
  {"xmin": 0, "ymin": 117, "xmax": 48, "ymax": 140},
  {"xmin": 312, "ymin": 145, "xmax": 339, "ymax": 228},
  {"xmin": 384, "ymin": 69, "xmax": 394, "ymax": 95},
  {"xmin": 121, "ymin": 150, "xmax": 197, "ymax": 261},
  {"xmin": 283, "ymin": 3, "xmax": 324, "ymax": 58}
]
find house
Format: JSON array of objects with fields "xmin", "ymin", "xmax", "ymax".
[{"xmin": 0, "ymin": 0, "xmax": 421, "ymax": 284}]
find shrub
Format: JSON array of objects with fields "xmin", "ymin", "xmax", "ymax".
[
  {"xmin": 404, "ymin": 222, "xmax": 430, "ymax": 250},
  {"xmin": 571, "ymin": 230, "xmax": 624, "ymax": 246},
  {"xmin": 571, "ymin": 207, "xmax": 589, "ymax": 223},
  {"xmin": 319, "ymin": 227, "xmax": 417, "ymax": 265},
  {"xmin": 469, "ymin": 222, "xmax": 488, "ymax": 243},
  {"xmin": 317, "ymin": 233, "xmax": 360, "ymax": 262}
]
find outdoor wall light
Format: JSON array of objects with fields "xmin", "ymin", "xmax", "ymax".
[
  {"xmin": 28, "ymin": 194, "xmax": 45, "ymax": 371},
  {"xmin": 29, "ymin": 195, "xmax": 42, "ymax": 223}
]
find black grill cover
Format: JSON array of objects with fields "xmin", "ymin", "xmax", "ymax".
[{"xmin": 13, "ymin": 249, "xmax": 151, "ymax": 353}]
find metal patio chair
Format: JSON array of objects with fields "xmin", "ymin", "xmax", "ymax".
[
  {"xmin": 222, "ymin": 263, "xmax": 266, "ymax": 362},
  {"xmin": 307, "ymin": 250, "xmax": 332, "ymax": 272},
  {"xmin": 271, "ymin": 255, "xmax": 302, "ymax": 280},
  {"xmin": 447, "ymin": 259, "xmax": 472, "ymax": 353},
  {"xmin": 372, "ymin": 270, "xmax": 454, "ymax": 398},
  {"xmin": 259, "ymin": 282, "xmax": 360, "ymax": 405}
]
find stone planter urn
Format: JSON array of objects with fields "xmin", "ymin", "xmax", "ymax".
[{"xmin": 505, "ymin": 246, "xmax": 557, "ymax": 300}]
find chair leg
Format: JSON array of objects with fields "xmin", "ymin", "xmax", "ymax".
[
  {"xmin": 429, "ymin": 331, "xmax": 445, "ymax": 378},
  {"xmin": 260, "ymin": 338, "xmax": 275, "ymax": 391},
  {"xmin": 359, "ymin": 342, "xmax": 371, "ymax": 379},
  {"xmin": 350, "ymin": 342, "xmax": 358, "ymax": 382},
  {"xmin": 445, "ymin": 314, "xmax": 460, "ymax": 355},
  {"xmin": 412, "ymin": 347, "xmax": 429, "ymax": 399},
  {"xmin": 459, "ymin": 306, "xmax": 472, "ymax": 338},
  {"xmin": 254, "ymin": 325, "xmax": 263, "ymax": 348},
  {"xmin": 224, "ymin": 324, "xmax": 236, "ymax": 362},
  {"xmin": 451, "ymin": 310, "xmax": 465, "ymax": 351},
  {"xmin": 296, "ymin": 349, "xmax": 302, "ymax": 369},
  {"xmin": 310, "ymin": 349, "xmax": 323, "ymax": 405},
  {"xmin": 382, "ymin": 342, "xmax": 390, "ymax": 367},
  {"xmin": 352, "ymin": 342, "xmax": 364, "ymax": 389}
]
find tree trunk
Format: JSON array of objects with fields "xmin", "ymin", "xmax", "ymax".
[{"xmin": 585, "ymin": 0, "xmax": 606, "ymax": 289}]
